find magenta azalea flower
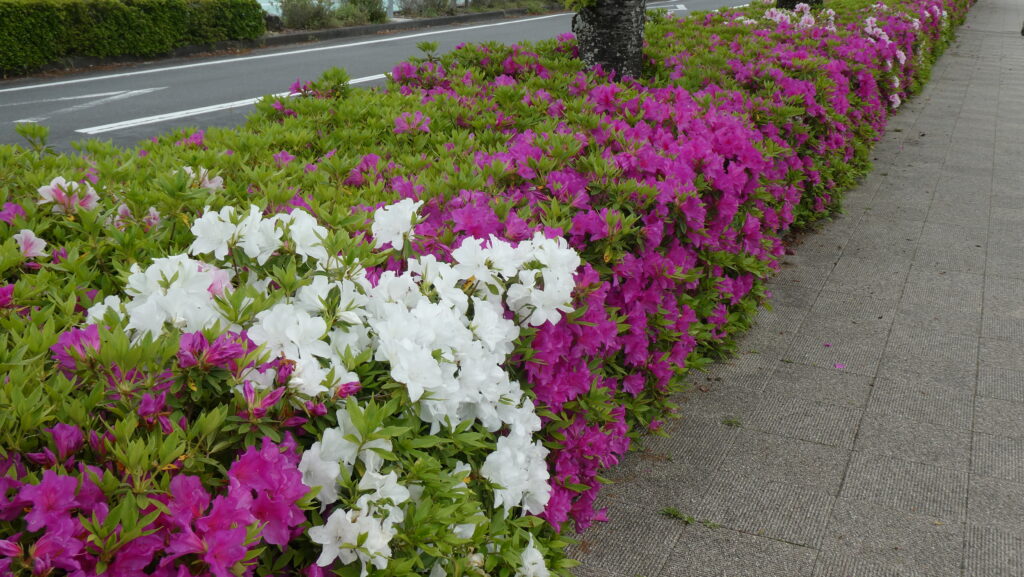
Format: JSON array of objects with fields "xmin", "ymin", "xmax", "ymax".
[
  {"xmin": 19, "ymin": 470, "xmax": 80, "ymax": 531},
  {"xmin": 0, "ymin": 202, "xmax": 26, "ymax": 224},
  {"xmin": 0, "ymin": 285, "xmax": 13, "ymax": 309},
  {"xmin": 50, "ymin": 324, "xmax": 101, "ymax": 372},
  {"xmin": 47, "ymin": 423, "xmax": 84, "ymax": 461},
  {"xmin": 167, "ymin": 475, "xmax": 211, "ymax": 528},
  {"xmin": 202, "ymin": 526, "xmax": 248, "ymax": 577},
  {"xmin": 177, "ymin": 332, "xmax": 245, "ymax": 370}
]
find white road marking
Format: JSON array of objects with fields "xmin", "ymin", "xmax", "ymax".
[
  {"xmin": 0, "ymin": 13, "xmax": 569, "ymax": 95},
  {"xmin": 13, "ymin": 118, "xmax": 44, "ymax": 123},
  {"xmin": 674, "ymin": 3, "xmax": 688, "ymax": 10},
  {"xmin": 75, "ymin": 74, "xmax": 385, "ymax": 135},
  {"xmin": 11, "ymin": 87, "xmax": 166, "ymax": 124},
  {"xmin": 0, "ymin": 90, "xmax": 128, "ymax": 108}
]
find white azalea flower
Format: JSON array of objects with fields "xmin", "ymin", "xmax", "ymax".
[
  {"xmin": 481, "ymin": 432, "xmax": 551, "ymax": 516},
  {"xmin": 517, "ymin": 537, "xmax": 550, "ymax": 577},
  {"xmin": 235, "ymin": 206, "xmax": 283, "ymax": 264},
  {"xmin": 248, "ymin": 303, "xmax": 331, "ymax": 360},
  {"xmin": 189, "ymin": 206, "xmax": 237, "ymax": 260},
  {"xmin": 286, "ymin": 209, "xmax": 330, "ymax": 263},
  {"xmin": 86, "ymin": 295, "xmax": 123, "ymax": 324},
  {"xmin": 356, "ymin": 470, "xmax": 410, "ymax": 523},
  {"xmin": 298, "ymin": 442, "xmax": 342, "ymax": 509},
  {"xmin": 371, "ymin": 198, "xmax": 423, "ymax": 251},
  {"xmin": 309, "ymin": 508, "xmax": 394, "ymax": 576}
]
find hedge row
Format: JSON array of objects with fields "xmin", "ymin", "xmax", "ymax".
[
  {"xmin": 0, "ymin": 0, "xmax": 265, "ymax": 75},
  {"xmin": 0, "ymin": 0, "xmax": 970, "ymax": 574}
]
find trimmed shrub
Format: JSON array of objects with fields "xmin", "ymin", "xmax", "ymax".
[
  {"xmin": 0, "ymin": 0, "xmax": 265, "ymax": 75},
  {"xmin": 0, "ymin": 0, "xmax": 972, "ymax": 574}
]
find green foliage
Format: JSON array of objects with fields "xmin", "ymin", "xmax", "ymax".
[
  {"xmin": 280, "ymin": 0, "xmax": 339, "ymax": 28},
  {"xmin": 0, "ymin": 0, "xmax": 265, "ymax": 76}
]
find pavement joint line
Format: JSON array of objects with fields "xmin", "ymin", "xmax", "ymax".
[
  {"xmin": 74, "ymin": 74, "xmax": 384, "ymax": 134},
  {"xmin": 0, "ymin": 13, "xmax": 569, "ymax": 95}
]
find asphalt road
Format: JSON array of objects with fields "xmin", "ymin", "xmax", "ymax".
[{"xmin": 0, "ymin": 0, "xmax": 746, "ymax": 151}]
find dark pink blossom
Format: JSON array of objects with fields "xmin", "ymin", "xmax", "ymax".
[
  {"xmin": 19, "ymin": 470, "xmax": 80, "ymax": 531},
  {"xmin": 50, "ymin": 325, "xmax": 100, "ymax": 372}
]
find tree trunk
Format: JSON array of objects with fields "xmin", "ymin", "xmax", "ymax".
[{"xmin": 572, "ymin": 0, "xmax": 647, "ymax": 80}]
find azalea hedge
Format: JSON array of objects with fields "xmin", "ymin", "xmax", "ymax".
[
  {"xmin": 0, "ymin": 0, "xmax": 265, "ymax": 75},
  {"xmin": 0, "ymin": 0, "xmax": 969, "ymax": 575}
]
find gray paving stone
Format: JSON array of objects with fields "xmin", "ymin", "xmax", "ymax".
[
  {"xmin": 819, "ymin": 498, "xmax": 963, "ymax": 577},
  {"xmin": 696, "ymin": 474, "xmax": 835, "ymax": 548},
  {"xmin": 566, "ymin": 505, "xmax": 682, "ymax": 576},
  {"xmin": 785, "ymin": 320, "xmax": 889, "ymax": 376},
  {"xmin": 972, "ymin": 433, "xmax": 1024, "ymax": 483},
  {"xmin": 861, "ymin": 198, "xmax": 932, "ymax": 224},
  {"xmin": 762, "ymin": 279, "xmax": 821, "ymax": 309},
  {"xmin": 823, "ymin": 256, "xmax": 911, "ymax": 300},
  {"xmin": 964, "ymin": 524, "xmax": 1024, "ymax": 577},
  {"xmin": 977, "ymin": 365, "xmax": 1024, "ymax": 402},
  {"xmin": 769, "ymin": 258, "xmax": 835, "ymax": 292},
  {"xmin": 912, "ymin": 224, "xmax": 988, "ymax": 275},
  {"xmin": 717, "ymin": 429, "xmax": 850, "ymax": 495},
  {"xmin": 662, "ymin": 525, "xmax": 817, "ymax": 577},
  {"xmin": 642, "ymin": 414, "xmax": 739, "ymax": 472},
  {"xmin": 843, "ymin": 217, "xmax": 924, "ymax": 261},
  {"xmin": 840, "ymin": 452, "xmax": 968, "ymax": 521},
  {"xmin": 979, "ymin": 338, "xmax": 1024, "ymax": 373},
  {"xmin": 967, "ymin": 476, "xmax": 1024, "ymax": 532},
  {"xmin": 813, "ymin": 551, "xmax": 930, "ymax": 577},
  {"xmin": 982, "ymin": 275, "xmax": 1024, "ymax": 344},
  {"xmin": 897, "ymin": 268, "xmax": 984, "ymax": 334},
  {"xmin": 746, "ymin": 394, "xmax": 862, "ymax": 448},
  {"xmin": 974, "ymin": 397, "xmax": 1024, "ymax": 440},
  {"xmin": 879, "ymin": 322, "xmax": 979, "ymax": 380},
  {"xmin": 806, "ymin": 288, "xmax": 899, "ymax": 331},
  {"xmin": 865, "ymin": 374, "xmax": 974, "ymax": 429},
  {"xmin": 595, "ymin": 462, "xmax": 711, "ymax": 518},
  {"xmin": 763, "ymin": 362, "xmax": 873, "ymax": 409},
  {"xmin": 853, "ymin": 412, "xmax": 972, "ymax": 471}
]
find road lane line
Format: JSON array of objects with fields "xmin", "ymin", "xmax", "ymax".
[
  {"xmin": 0, "ymin": 13, "xmax": 569, "ymax": 95},
  {"xmin": 0, "ymin": 90, "xmax": 127, "ymax": 107},
  {"xmin": 49, "ymin": 87, "xmax": 167, "ymax": 118},
  {"xmin": 75, "ymin": 74, "xmax": 384, "ymax": 135}
]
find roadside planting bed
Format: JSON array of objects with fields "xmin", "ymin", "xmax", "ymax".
[{"xmin": 0, "ymin": 0, "xmax": 970, "ymax": 575}]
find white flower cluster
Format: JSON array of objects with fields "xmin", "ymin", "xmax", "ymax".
[
  {"xmin": 95, "ymin": 196, "xmax": 578, "ymax": 576},
  {"xmin": 189, "ymin": 205, "xmax": 329, "ymax": 265},
  {"xmin": 371, "ymin": 198, "xmax": 423, "ymax": 251},
  {"xmin": 121, "ymin": 254, "xmax": 233, "ymax": 338},
  {"xmin": 303, "ymin": 408, "xmax": 407, "ymax": 577}
]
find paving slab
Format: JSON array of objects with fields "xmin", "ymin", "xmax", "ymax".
[{"xmin": 569, "ymin": 0, "xmax": 1024, "ymax": 575}]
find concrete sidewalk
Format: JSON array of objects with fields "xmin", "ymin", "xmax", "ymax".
[{"xmin": 569, "ymin": 0, "xmax": 1024, "ymax": 574}]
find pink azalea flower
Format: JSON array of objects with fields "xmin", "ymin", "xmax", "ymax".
[
  {"xmin": 19, "ymin": 470, "xmax": 80, "ymax": 531},
  {"xmin": 0, "ymin": 284, "xmax": 13, "ymax": 309},
  {"xmin": 177, "ymin": 332, "xmax": 245, "ymax": 370},
  {"xmin": 50, "ymin": 325, "xmax": 101, "ymax": 372},
  {"xmin": 202, "ymin": 526, "xmax": 248, "ymax": 577},
  {"xmin": 273, "ymin": 150, "xmax": 296, "ymax": 167},
  {"xmin": 37, "ymin": 177, "xmax": 99, "ymax": 214},
  {"xmin": 167, "ymin": 475, "xmax": 211, "ymax": 529},
  {"xmin": 0, "ymin": 202, "xmax": 26, "ymax": 224},
  {"xmin": 12, "ymin": 229, "xmax": 47, "ymax": 259},
  {"xmin": 47, "ymin": 423, "xmax": 83, "ymax": 461}
]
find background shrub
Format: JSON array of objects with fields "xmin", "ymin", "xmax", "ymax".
[
  {"xmin": 280, "ymin": 0, "xmax": 339, "ymax": 28},
  {"xmin": 0, "ymin": 0, "xmax": 265, "ymax": 76}
]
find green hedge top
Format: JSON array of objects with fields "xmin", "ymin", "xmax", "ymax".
[{"xmin": 0, "ymin": 0, "xmax": 265, "ymax": 75}]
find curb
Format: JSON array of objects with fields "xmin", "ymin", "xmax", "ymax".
[{"xmin": 17, "ymin": 9, "xmax": 545, "ymax": 78}]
